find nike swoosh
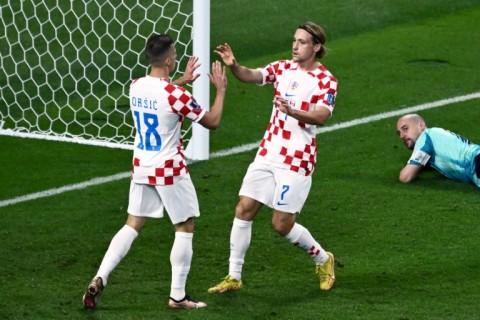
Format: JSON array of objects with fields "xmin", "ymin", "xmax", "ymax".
[
  {"xmin": 277, "ymin": 202, "xmax": 288, "ymax": 206},
  {"xmin": 285, "ymin": 93, "xmax": 295, "ymax": 97}
]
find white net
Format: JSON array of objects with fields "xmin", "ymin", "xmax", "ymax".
[{"xmin": 0, "ymin": 0, "xmax": 199, "ymax": 150}]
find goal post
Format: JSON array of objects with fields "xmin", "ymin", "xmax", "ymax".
[
  {"xmin": 0, "ymin": 0, "xmax": 210, "ymax": 160},
  {"xmin": 185, "ymin": 0, "xmax": 210, "ymax": 160}
]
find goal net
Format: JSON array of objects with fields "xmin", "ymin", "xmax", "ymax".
[{"xmin": 0, "ymin": 0, "xmax": 210, "ymax": 159}]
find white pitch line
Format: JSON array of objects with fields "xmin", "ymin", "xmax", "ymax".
[
  {"xmin": 210, "ymin": 91, "xmax": 480, "ymax": 158},
  {"xmin": 1, "ymin": 91, "xmax": 479, "ymax": 208},
  {"xmin": 0, "ymin": 172, "xmax": 131, "ymax": 208}
]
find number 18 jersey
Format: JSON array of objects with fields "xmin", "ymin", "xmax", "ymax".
[{"xmin": 129, "ymin": 76, "xmax": 206, "ymax": 185}]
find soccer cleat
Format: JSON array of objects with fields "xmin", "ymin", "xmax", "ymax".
[
  {"xmin": 168, "ymin": 294, "xmax": 207, "ymax": 309},
  {"xmin": 207, "ymin": 275, "xmax": 243, "ymax": 294},
  {"xmin": 316, "ymin": 252, "xmax": 336, "ymax": 290},
  {"xmin": 82, "ymin": 277, "xmax": 104, "ymax": 310}
]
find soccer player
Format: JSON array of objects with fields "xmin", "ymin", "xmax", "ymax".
[
  {"xmin": 82, "ymin": 34, "xmax": 227, "ymax": 310},
  {"xmin": 396, "ymin": 113, "xmax": 480, "ymax": 186},
  {"xmin": 208, "ymin": 22, "xmax": 337, "ymax": 294}
]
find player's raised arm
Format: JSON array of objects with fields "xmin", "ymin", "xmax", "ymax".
[
  {"xmin": 214, "ymin": 43, "xmax": 262, "ymax": 84},
  {"xmin": 198, "ymin": 61, "xmax": 227, "ymax": 130},
  {"xmin": 172, "ymin": 56, "xmax": 201, "ymax": 86}
]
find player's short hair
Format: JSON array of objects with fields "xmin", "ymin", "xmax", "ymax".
[
  {"xmin": 145, "ymin": 34, "xmax": 173, "ymax": 66},
  {"xmin": 298, "ymin": 22, "xmax": 328, "ymax": 58}
]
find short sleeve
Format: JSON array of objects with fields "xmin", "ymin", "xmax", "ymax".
[
  {"xmin": 315, "ymin": 73, "xmax": 337, "ymax": 115},
  {"xmin": 165, "ymin": 83, "xmax": 206, "ymax": 122},
  {"xmin": 257, "ymin": 60, "xmax": 287, "ymax": 86},
  {"xmin": 407, "ymin": 132, "xmax": 433, "ymax": 166}
]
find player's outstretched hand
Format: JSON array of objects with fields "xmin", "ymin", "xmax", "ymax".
[
  {"xmin": 208, "ymin": 60, "xmax": 227, "ymax": 93},
  {"xmin": 182, "ymin": 56, "xmax": 201, "ymax": 83},
  {"xmin": 173, "ymin": 56, "xmax": 200, "ymax": 86},
  {"xmin": 214, "ymin": 43, "xmax": 236, "ymax": 67}
]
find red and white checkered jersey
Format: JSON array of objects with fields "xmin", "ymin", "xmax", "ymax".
[
  {"xmin": 256, "ymin": 60, "xmax": 337, "ymax": 176},
  {"xmin": 129, "ymin": 76, "xmax": 206, "ymax": 185}
]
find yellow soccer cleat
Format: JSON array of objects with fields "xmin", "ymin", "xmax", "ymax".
[
  {"xmin": 208, "ymin": 275, "xmax": 243, "ymax": 294},
  {"xmin": 316, "ymin": 252, "xmax": 336, "ymax": 290}
]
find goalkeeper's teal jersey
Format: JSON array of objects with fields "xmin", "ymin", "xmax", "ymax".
[{"xmin": 408, "ymin": 128, "xmax": 480, "ymax": 186}]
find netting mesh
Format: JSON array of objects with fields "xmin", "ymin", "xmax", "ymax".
[{"xmin": 0, "ymin": 0, "xmax": 194, "ymax": 147}]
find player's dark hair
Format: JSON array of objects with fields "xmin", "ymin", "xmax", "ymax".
[
  {"xmin": 298, "ymin": 22, "xmax": 328, "ymax": 58},
  {"xmin": 145, "ymin": 34, "xmax": 173, "ymax": 66}
]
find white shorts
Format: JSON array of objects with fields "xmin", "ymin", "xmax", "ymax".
[
  {"xmin": 127, "ymin": 176, "xmax": 200, "ymax": 224},
  {"xmin": 239, "ymin": 160, "xmax": 311, "ymax": 213}
]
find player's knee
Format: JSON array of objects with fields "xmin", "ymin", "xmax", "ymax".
[
  {"xmin": 271, "ymin": 212, "xmax": 295, "ymax": 236},
  {"xmin": 175, "ymin": 218, "xmax": 195, "ymax": 233},
  {"xmin": 234, "ymin": 201, "xmax": 248, "ymax": 219},
  {"xmin": 126, "ymin": 214, "xmax": 147, "ymax": 233},
  {"xmin": 234, "ymin": 199, "xmax": 257, "ymax": 220},
  {"xmin": 271, "ymin": 219, "xmax": 291, "ymax": 236}
]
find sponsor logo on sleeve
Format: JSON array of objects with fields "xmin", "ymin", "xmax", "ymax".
[
  {"xmin": 190, "ymin": 98, "xmax": 201, "ymax": 110},
  {"xmin": 327, "ymin": 93, "xmax": 335, "ymax": 105}
]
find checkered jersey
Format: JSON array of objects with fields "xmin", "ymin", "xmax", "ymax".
[
  {"xmin": 256, "ymin": 60, "xmax": 337, "ymax": 176},
  {"xmin": 129, "ymin": 76, "xmax": 206, "ymax": 185}
]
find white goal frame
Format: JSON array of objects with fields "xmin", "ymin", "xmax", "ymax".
[{"xmin": 0, "ymin": 0, "xmax": 210, "ymax": 160}]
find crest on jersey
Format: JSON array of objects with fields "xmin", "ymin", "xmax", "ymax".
[
  {"xmin": 285, "ymin": 81, "xmax": 299, "ymax": 99},
  {"xmin": 290, "ymin": 81, "xmax": 299, "ymax": 91},
  {"xmin": 190, "ymin": 98, "xmax": 201, "ymax": 110}
]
